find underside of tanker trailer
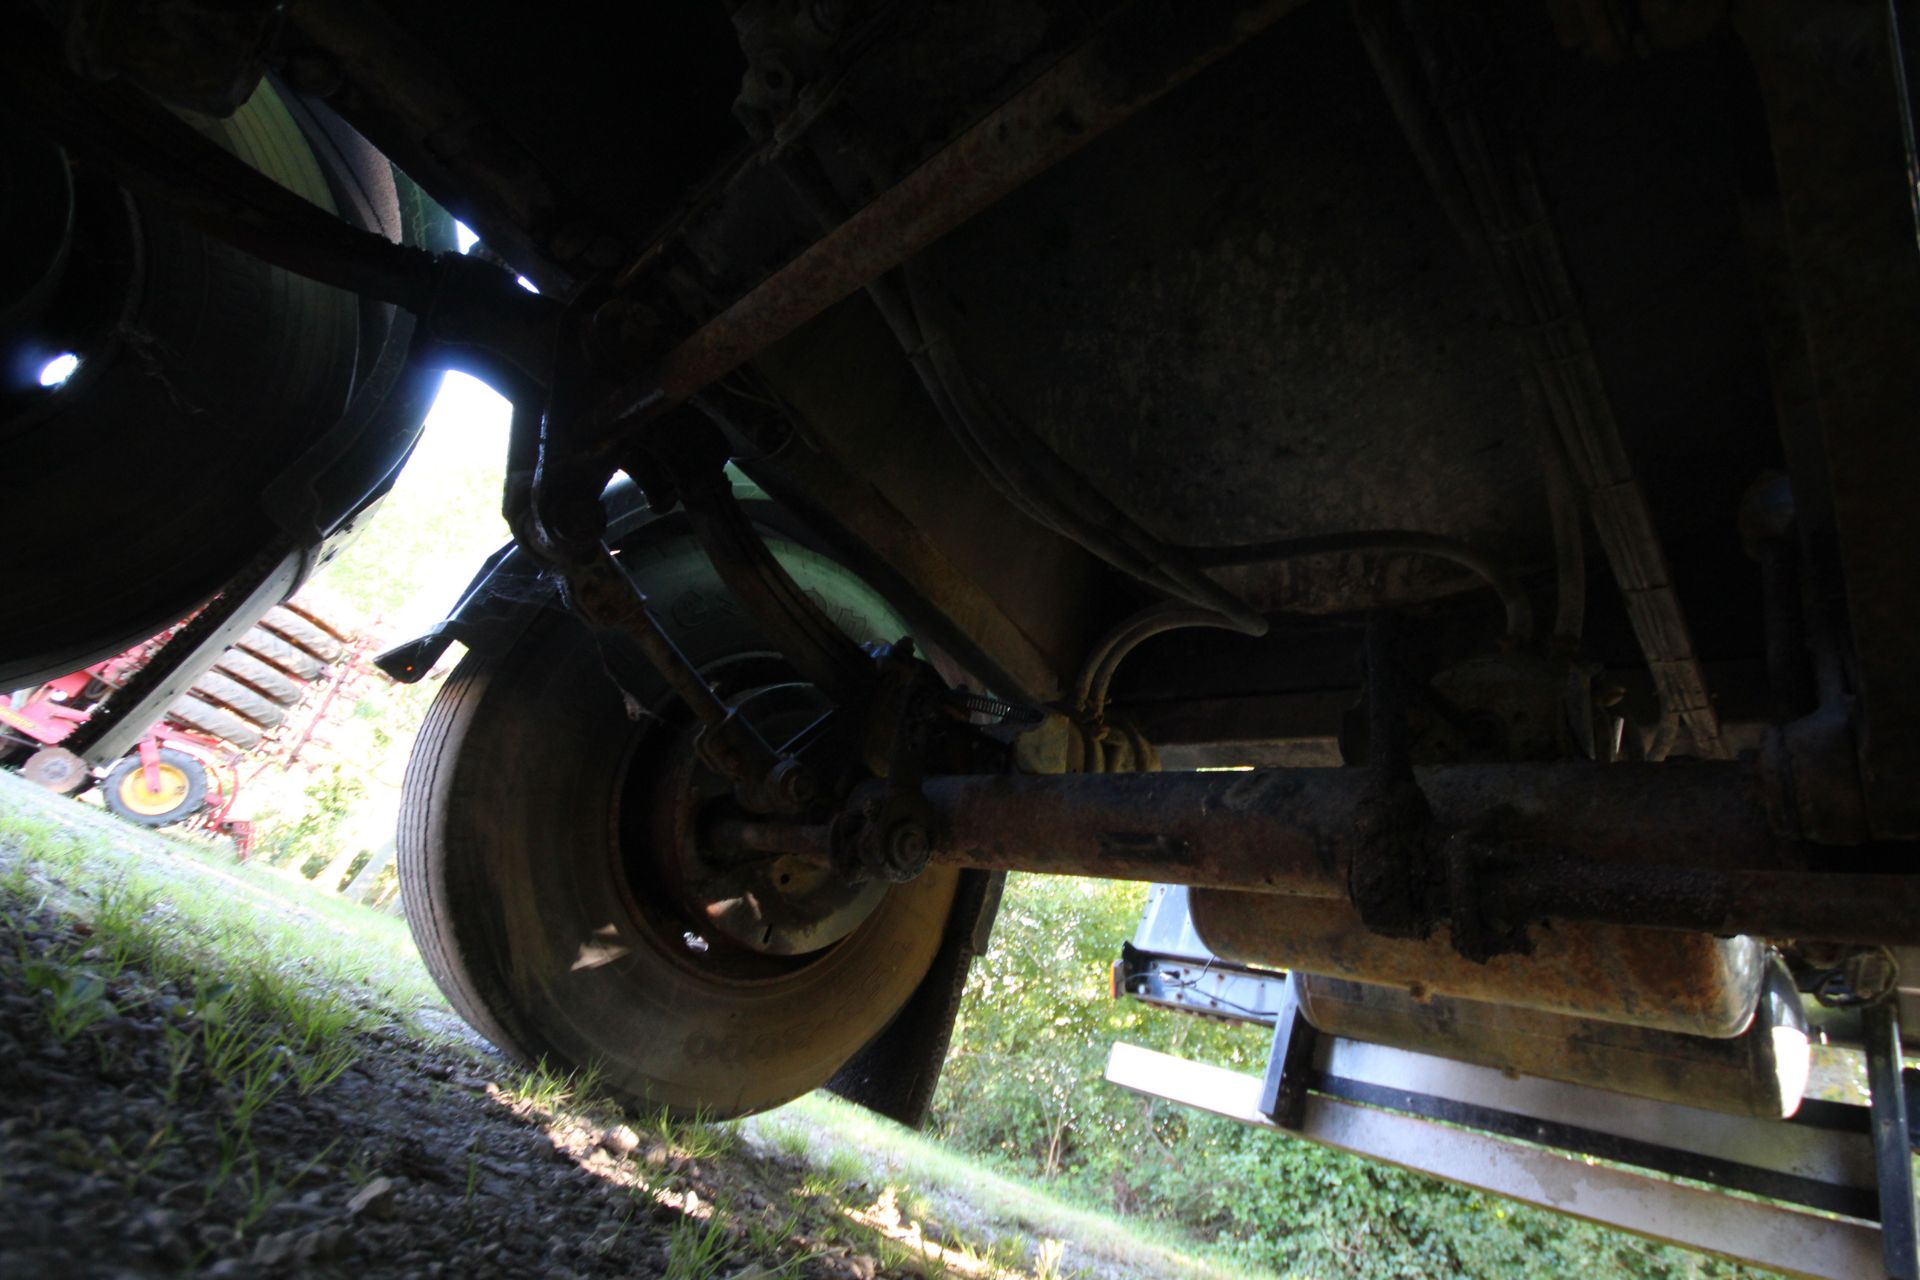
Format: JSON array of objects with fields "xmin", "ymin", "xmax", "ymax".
[{"xmin": 6, "ymin": 0, "xmax": 1919, "ymax": 1273}]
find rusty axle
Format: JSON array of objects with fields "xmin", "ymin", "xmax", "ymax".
[
  {"xmin": 812, "ymin": 764, "xmax": 1920, "ymax": 946},
  {"xmin": 905, "ymin": 761, "xmax": 1800, "ymax": 889}
]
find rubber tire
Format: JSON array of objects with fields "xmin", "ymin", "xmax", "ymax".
[
  {"xmin": 102, "ymin": 749, "xmax": 208, "ymax": 827},
  {"xmin": 167, "ymin": 695, "xmax": 264, "ymax": 750},
  {"xmin": 213, "ymin": 650, "xmax": 307, "ymax": 706},
  {"xmin": 261, "ymin": 606, "xmax": 345, "ymax": 662},
  {"xmin": 1, "ymin": 80, "xmax": 360, "ymax": 687},
  {"xmin": 188, "ymin": 670, "xmax": 287, "ymax": 728},
  {"xmin": 399, "ymin": 536, "xmax": 959, "ymax": 1119},
  {"xmin": 235, "ymin": 628, "xmax": 327, "ymax": 680}
]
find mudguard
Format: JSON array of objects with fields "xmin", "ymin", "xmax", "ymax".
[{"xmin": 377, "ymin": 475, "xmax": 791, "ymax": 681}]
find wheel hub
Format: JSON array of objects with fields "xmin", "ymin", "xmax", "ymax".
[
  {"xmin": 117, "ymin": 761, "xmax": 191, "ymax": 816},
  {"xmin": 647, "ymin": 682, "xmax": 884, "ymax": 957},
  {"xmin": 21, "ymin": 746, "xmax": 87, "ymax": 794}
]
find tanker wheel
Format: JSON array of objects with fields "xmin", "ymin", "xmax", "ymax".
[
  {"xmin": 398, "ymin": 536, "xmax": 959, "ymax": 1118},
  {"xmin": 102, "ymin": 749, "xmax": 208, "ymax": 827}
]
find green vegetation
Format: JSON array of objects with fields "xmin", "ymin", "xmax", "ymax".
[
  {"xmin": 0, "ymin": 787, "xmax": 413, "ymax": 1239},
  {"xmin": 0, "ymin": 772, "xmax": 1249, "ymax": 1278},
  {"xmin": 237, "ymin": 372, "xmax": 511, "ymax": 885},
  {"xmin": 926, "ymin": 872, "xmax": 1769, "ymax": 1279},
  {"xmin": 0, "ymin": 779, "xmax": 440, "ymax": 1027},
  {"xmin": 663, "ymin": 1211, "xmax": 743, "ymax": 1280},
  {"xmin": 757, "ymin": 1091, "xmax": 1260, "ymax": 1280}
]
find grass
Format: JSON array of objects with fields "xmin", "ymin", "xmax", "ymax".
[
  {"xmin": 748, "ymin": 1093, "xmax": 1263, "ymax": 1280},
  {"xmin": 503, "ymin": 1055, "xmax": 606, "ymax": 1114},
  {"xmin": 0, "ymin": 778, "xmax": 442, "ymax": 1029},
  {"xmin": 0, "ymin": 772, "xmax": 426, "ymax": 1232},
  {"xmin": 18, "ymin": 956, "xmax": 112, "ymax": 1041},
  {"xmin": 0, "ymin": 769, "xmax": 1258, "ymax": 1280},
  {"xmin": 664, "ymin": 1209, "xmax": 741, "ymax": 1280}
]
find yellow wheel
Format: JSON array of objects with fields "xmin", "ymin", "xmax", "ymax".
[{"xmin": 102, "ymin": 749, "xmax": 207, "ymax": 827}]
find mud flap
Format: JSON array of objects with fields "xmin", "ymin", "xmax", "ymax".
[{"xmin": 825, "ymin": 869, "xmax": 1004, "ymax": 1128}]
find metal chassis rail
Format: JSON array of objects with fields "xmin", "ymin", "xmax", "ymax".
[{"xmin": 1106, "ymin": 1037, "xmax": 1895, "ymax": 1280}]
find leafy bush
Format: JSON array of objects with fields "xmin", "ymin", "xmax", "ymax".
[
  {"xmin": 252, "ymin": 764, "xmax": 366, "ymax": 872},
  {"xmin": 930, "ymin": 874, "xmax": 1764, "ymax": 1279}
]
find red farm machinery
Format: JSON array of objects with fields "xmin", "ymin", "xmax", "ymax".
[{"xmin": 1, "ymin": 600, "xmax": 362, "ymax": 847}]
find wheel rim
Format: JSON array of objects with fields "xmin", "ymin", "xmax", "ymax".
[
  {"xmin": 614, "ymin": 656, "xmax": 888, "ymax": 984},
  {"xmin": 118, "ymin": 762, "xmax": 191, "ymax": 816}
]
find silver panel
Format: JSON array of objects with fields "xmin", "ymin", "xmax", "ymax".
[
  {"xmin": 1105, "ymin": 1042, "xmax": 1882, "ymax": 1280},
  {"xmin": 1317, "ymin": 1037, "xmax": 1875, "ymax": 1191},
  {"xmin": 1129, "ymin": 885, "xmax": 1218, "ymax": 962}
]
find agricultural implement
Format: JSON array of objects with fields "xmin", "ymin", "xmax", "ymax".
[{"xmin": 1, "ymin": 603, "xmax": 359, "ymax": 845}]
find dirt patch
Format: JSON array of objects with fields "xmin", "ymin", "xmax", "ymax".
[
  {"xmin": 0, "ymin": 777, "xmax": 1240, "ymax": 1280},
  {"xmin": 0, "ymin": 901, "xmax": 779, "ymax": 1280},
  {"xmin": 0, "ymin": 892, "xmax": 893, "ymax": 1278}
]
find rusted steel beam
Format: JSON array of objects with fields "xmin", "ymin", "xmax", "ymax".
[
  {"xmin": 895, "ymin": 762, "xmax": 1920, "ymax": 945},
  {"xmin": 919, "ymin": 770, "xmax": 1346, "ymax": 897},
  {"xmin": 909, "ymin": 762, "xmax": 1800, "ymax": 894},
  {"xmin": 1477, "ymin": 858, "xmax": 1920, "ymax": 950},
  {"xmin": 584, "ymin": 0, "xmax": 1307, "ymax": 441}
]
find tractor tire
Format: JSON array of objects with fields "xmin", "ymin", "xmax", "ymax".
[
  {"xmin": 398, "ymin": 535, "xmax": 959, "ymax": 1119},
  {"xmin": 213, "ymin": 650, "xmax": 307, "ymax": 706},
  {"xmin": 261, "ymin": 606, "xmax": 346, "ymax": 663},
  {"xmin": 103, "ymin": 749, "xmax": 208, "ymax": 827},
  {"xmin": 167, "ymin": 695, "xmax": 264, "ymax": 750},
  {"xmin": 235, "ymin": 628, "xmax": 328, "ymax": 681},
  {"xmin": 188, "ymin": 671, "xmax": 288, "ymax": 729}
]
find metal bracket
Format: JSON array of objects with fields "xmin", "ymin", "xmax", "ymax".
[
  {"xmin": 561, "ymin": 543, "xmax": 808, "ymax": 814},
  {"xmin": 1348, "ymin": 613, "xmax": 1437, "ymax": 940},
  {"xmin": 1108, "ymin": 1036, "xmax": 1892, "ymax": 1280},
  {"xmin": 1256, "ymin": 972, "xmax": 1318, "ymax": 1130},
  {"xmin": 1866, "ymin": 997, "xmax": 1920, "ymax": 1279},
  {"xmin": 677, "ymin": 458, "xmax": 878, "ymax": 711},
  {"xmin": 61, "ymin": 545, "xmax": 305, "ymax": 767}
]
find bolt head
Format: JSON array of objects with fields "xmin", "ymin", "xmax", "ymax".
[
  {"xmin": 881, "ymin": 823, "xmax": 930, "ymax": 880},
  {"xmin": 777, "ymin": 762, "xmax": 817, "ymax": 806}
]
